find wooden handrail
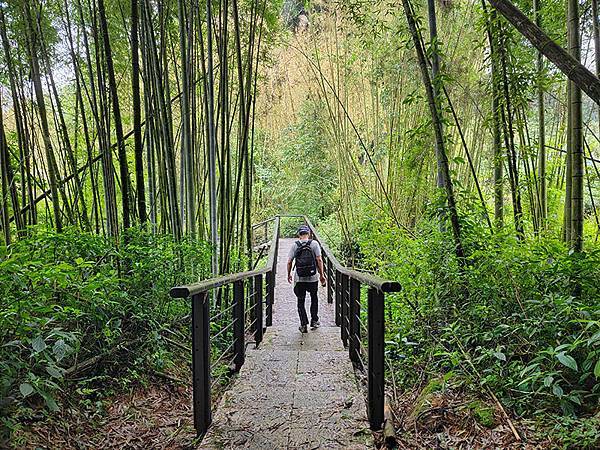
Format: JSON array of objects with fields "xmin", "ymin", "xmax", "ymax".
[
  {"xmin": 170, "ymin": 214, "xmax": 400, "ymax": 436},
  {"xmin": 303, "ymin": 216, "xmax": 401, "ymax": 293},
  {"xmin": 170, "ymin": 216, "xmax": 280, "ymax": 298},
  {"xmin": 251, "ymin": 216, "xmax": 276, "ymax": 229},
  {"xmin": 170, "ymin": 216, "xmax": 280, "ymax": 437}
]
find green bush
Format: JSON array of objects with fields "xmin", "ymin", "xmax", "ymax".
[
  {"xmin": 329, "ymin": 207, "xmax": 600, "ymax": 442},
  {"xmin": 0, "ymin": 227, "xmax": 211, "ymax": 434}
]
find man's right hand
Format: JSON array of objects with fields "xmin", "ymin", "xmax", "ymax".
[{"xmin": 287, "ymin": 274, "xmax": 293, "ymax": 284}]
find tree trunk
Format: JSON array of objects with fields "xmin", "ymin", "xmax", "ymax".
[
  {"xmin": 205, "ymin": 0, "xmax": 219, "ymax": 276},
  {"xmin": 91, "ymin": 0, "xmax": 118, "ymax": 236},
  {"xmin": 23, "ymin": 2, "xmax": 63, "ymax": 232},
  {"xmin": 177, "ymin": 0, "xmax": 195, "ymax": 235},
  {"xmin": 427, "ymin": 0, "xmax": 444, "ymax": 192},
  {"xmin": 593, "ymin": 0, "xmax": 600, "ymax": 133},
  {"xmin": 401, "ymin": 0, "xmax": 465, "ymax": 261},
  {"xmin": 534, "ymin": 0, "xmax": 546, "ymax": 229},
  {"xmin": 498, "ymin": 31, "xmax": 525, "ymax": 239},
  {"xmin": 98, "ymin": 0, "xmax": 131, "ymax": 231},
  {"xmin": 489, "ymin": 14, "xmax": 504, "ymax": 230},
  {"xmin": 568, "ymin": 0, "xmax": 583, "ymax": 252},
  {"xmin": 0, "ymin": 98, "xmax": 13, "ymax": 244},
  {"xmin": 131, "ymin": 0, "xmax": 147, "ymax": 226},
  {"xmin": 0, "ymin": 8, "xmax": 25, "ymax": 236},
  {"xmin": 564, "ymin": 83, "xmax": 573, "ymax": 243},
  {"xmin": 487, "ymin": 0, "xmax": 600, "ymax": 104}
]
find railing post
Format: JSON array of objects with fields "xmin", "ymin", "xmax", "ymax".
[
  {"xmin": 341, "ymin": 272, "xmax": 349, "ymax": 347},
  {"xmin": 335, "ymin": 269, "xmax": 341, "ymax": 327},
  {"xmin": 327, "ymin": 255, "xmax": 333, "ymax": 304},
  {"xmin": 266, "ymin": 270, "xmax": 273, "ymax": 326},
  {"xmin": 253, "ymin": 274, "xmax": 263, "ymax": 345},
  {"xmin": 233, "ymin": 280, "xmax": 245, "ymax": 371},
  {"xmin": 274, "ymin": 235, "xmax": 279, "ymax": 284},
  {"xmin": 367, "ymin": 288, "xmax": 385, "ymax": 430},
  {"xmin": 349, "ymin": 278, "xmax": 361, "ymax": 367},
  {"xmin": 191, "ymin": 292, "xmax": 211, "ymax": 436}
]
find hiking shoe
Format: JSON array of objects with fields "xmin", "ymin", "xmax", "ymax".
[
  {"xmin": 299, "ymin": 325, "xmax": 308, "ymax": 333},
  {"xmin": 310, "ymin": 320, "xmax": 320, "ymax": 329}
]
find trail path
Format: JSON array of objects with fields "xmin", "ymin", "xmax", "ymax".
[{"xmin": 201, "ymin": 238, "xmax": 373, "ymax": 449}]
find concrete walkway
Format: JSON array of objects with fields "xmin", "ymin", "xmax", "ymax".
[{"xmin": 200, "ymin": 239, "xmax": 373, "ymax": 449}]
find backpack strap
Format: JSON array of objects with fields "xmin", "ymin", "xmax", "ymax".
[
  {"xmin": 294, "ymin": 240, "xmax": 313, "ymax": 260},
  {"xmin": 296, "ymin": 240, "xmax": 312, "ymax": 249},
  {"xmin": 294, "ymin": 240, "xmax": 304, "ymax": 259}
]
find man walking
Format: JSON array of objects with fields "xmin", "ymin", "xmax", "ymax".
[{"xmin": 287, "ymin": 225, "xmax": 326, "ymax": 333}]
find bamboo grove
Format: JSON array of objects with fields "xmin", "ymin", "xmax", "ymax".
[
  {"xmin": 3, "ymin": 0, "xmax": 600, "ymax": 445},
  {"xmin": 256, "ymin": 0, "xmax": 600, "ymax": 257},
  {"xmin": 251, "ymin": 2, "xmax": 600, "ymax": 438},
  {"xmin": 0, "ymin": 0, "xmax": 277, "ymax": 275}
]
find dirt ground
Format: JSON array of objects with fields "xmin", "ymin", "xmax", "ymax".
[{"xmin": 14, "ymin": 380, "xmax": 198, "ymax": 450}]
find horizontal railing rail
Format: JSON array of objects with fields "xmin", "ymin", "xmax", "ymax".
[
  {"xmin": 305, "ymin": 217, "xmax": 401, "ymax": 293},
  {"xmin": 251, "ymin": 216, "xmax": 276, "ymax": 249},
  {"xmin": 169, "ymin": 216, "xmax": 280, "ymax": 437},
  {"xmin": 169, "ymin": 214, "xmax": 399, "ymax": 437},
  {"xmin": 302, "ymin": 216, "xmax": 401, "ymax": 431}
]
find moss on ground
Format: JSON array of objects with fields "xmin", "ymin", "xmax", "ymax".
[{"xmin": 467, "ymin": 400, "xmax": 495, "ymax": 428}]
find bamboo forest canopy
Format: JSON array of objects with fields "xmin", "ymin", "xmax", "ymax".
[
  {"xmin": 256, "ymin": 0, "xmax": 600, "ymax": 247},
  {"xmin": 0, "ymin": 0, "xmax": 280, "ymax": 275},
  {"xmin": 2, "ymin": 0, "xmax": 599, "ymax": 256},
  {"xmin": 2, "ymin": 0, "xmax": 600, "ymax": 446}
]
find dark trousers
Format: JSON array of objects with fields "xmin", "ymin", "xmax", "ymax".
[{"xmin": 294, "ymin": 281, "xmax": 319, "ymax": 326}]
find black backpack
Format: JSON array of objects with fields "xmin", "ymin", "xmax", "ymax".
[{"xmin": 294, "ymin": 240, "xmax": 317, "ymax": 277}]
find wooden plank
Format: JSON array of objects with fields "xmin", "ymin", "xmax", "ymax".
[
  {"xmin": 335, "ymin": 269, "xmax": 342, "ymax": 327},
  {"xmin": 266, "ymin": 270, "xmax": 274, "ymax": 326},
  {"xmin": 341, "ymin": 273, "xmax": 349, "ymax": 347},
  {"xmin": 253, "ymin": 274, "xmax": 263, "ymax": 345},
  {"xmin": 368, "ymin": 287, "xmax": 385, "ymax": 430},
  {"xmin": 349, "ymin": 278, "xmax": 361, "ymax": 367},
  {"xmin": 233, "ymin": 280, "xmax": 245, "ymax": 371}
]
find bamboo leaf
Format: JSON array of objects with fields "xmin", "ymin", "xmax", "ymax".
[
  {"xmin": 32, "ymin": 335, "xmax": 46, "ymax": 353},
  {"xmin": 594, "ymin": 360, "xmax": 600, "ymax": 378}
]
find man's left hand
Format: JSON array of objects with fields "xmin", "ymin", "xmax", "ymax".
[{"xmin": 320, "ymin": 275, "xmax": 326, "ymax": 286}]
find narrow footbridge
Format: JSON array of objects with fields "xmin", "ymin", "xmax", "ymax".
[{"xmin": 170, "ymin": 216, "xmax": 401, "ymax": 448}]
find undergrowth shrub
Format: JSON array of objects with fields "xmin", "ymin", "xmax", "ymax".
[
  {"xmin": 324, "ymin": 208, "xmax": 600, "ymax": 444},
  {"xmin": 0, "ymin": 226, "xmax": 211, "ymax": 438}
]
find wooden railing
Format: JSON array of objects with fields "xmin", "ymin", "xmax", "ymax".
[
  {"xmin": 170, "ymin": 214, "xmax": 400, "ymax": 436},
  {"xmin": 303, "ymin": 216, "xmax": 401, "ymax": 430},
  {"xmin": 169, "ymin": 216, "xmax": 280, "ymax": 436}
]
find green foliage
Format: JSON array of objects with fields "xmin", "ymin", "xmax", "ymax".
[
  {"xmin": 467, "ymin": 400, "xmax": 495, "ymax": 428},
  {"xmin": 336, "ymin": 206, "xmax": 600, "ymax": 444},
  {"xmin": 546, "ymin": 415, "xmax": 600, "ymax": 449},
  {"xmin": 0, "ymin": 227, "xmax": 210, "ymax": 438},
  {"xmin": 257, "ymin": 99, "xmax": 337, "ymax": 218}
]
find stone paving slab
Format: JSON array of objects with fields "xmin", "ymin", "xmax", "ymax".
[{"xmin": 201, "ymin": 239, "xmax": 373, "ymax": 449}]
